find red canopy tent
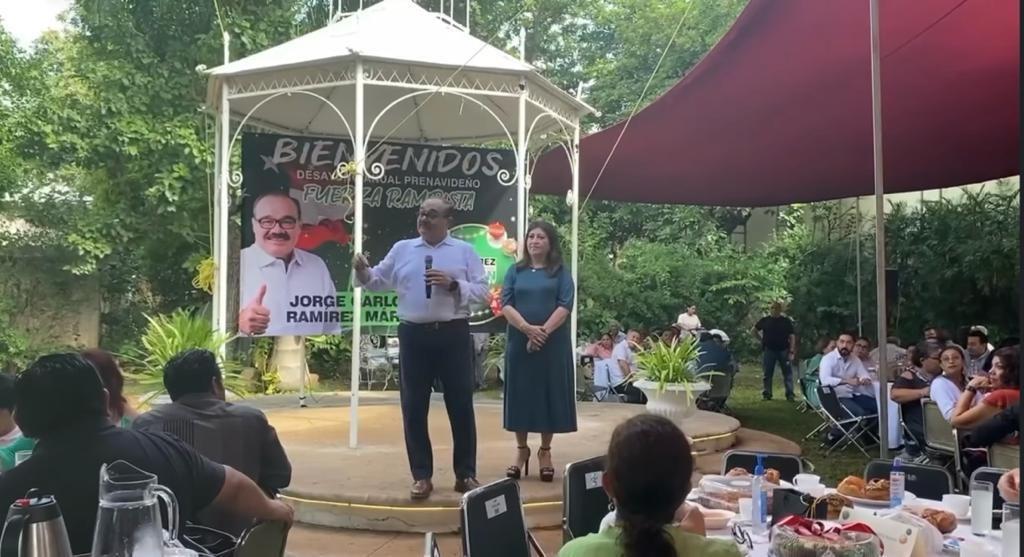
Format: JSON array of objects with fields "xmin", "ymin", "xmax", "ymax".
[{"xmin": 532, "ymin": 0, "xmax": 1019, "ymax": 206}]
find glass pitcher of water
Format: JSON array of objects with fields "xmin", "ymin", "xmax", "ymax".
[{"xmin": 91, "ymin": 460, "xmax": 179, "ymax": 557}]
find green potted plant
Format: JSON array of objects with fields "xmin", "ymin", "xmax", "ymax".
[{"xmin": 633, "ymin": 335, "xmax": 717, "ymax": 422}]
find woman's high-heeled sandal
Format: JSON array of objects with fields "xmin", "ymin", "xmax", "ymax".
[
  {"xmin": 538, "ymin": 446, "xmax": 555, "ymax": 482},
  {"xmin": 506, "ymin": 446, "xmax": 531, "ymax": 480}
]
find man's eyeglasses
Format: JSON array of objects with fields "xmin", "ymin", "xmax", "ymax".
[
  {"xmin": 855, "ymin": 343, "xmax": 869, "ymax": 349},
  {"xmin": 255, "ymin": 217, "xmax": 298, "ymax": 230}
]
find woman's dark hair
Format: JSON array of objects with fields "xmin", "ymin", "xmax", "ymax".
[
  {"xmin": 991, "ymin": 346, "xmax": 1020, "ymax": 389},
  {"xmin": 516, "ymin": 220, "xmax": 563, "ymax": 275},
  {"xmin": 16, "ymin": 353, "xmax": 107, "ymax": 438},
  {"xmin": 607, "ymin": 414, "xmax": 692, "ymax": 557},
  {"xmin": 81, "ymin": 348, "xmax": 127, "ymax": 419}
]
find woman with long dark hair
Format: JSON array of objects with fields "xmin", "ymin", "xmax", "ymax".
[
  {"xmin": 559, "ymin": 414, "xmax": 741, "ymax": 557},
  {"xmin": 500, "ymin": 220, "xmax": 577, "ymax": 482},
  {"xmin": 81, "ymin": 348, "xmax": 138, "ymax": 427},
  {"xmin": 951, "ymin": 345, "xmax": 1020, "ymax": 431}
]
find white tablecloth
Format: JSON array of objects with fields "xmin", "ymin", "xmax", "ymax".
[
  {"xmin": 708, "ymin": 500, "xmax": 1005, "ymax": 556},
  {"xmin": 873, "ymin": 381, "xmax": 902, "ymax": 450}
]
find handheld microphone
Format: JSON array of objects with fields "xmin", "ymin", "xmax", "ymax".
[{"xmin": 424, "ymin": 255, "xmax": 433, "ymax": 299}]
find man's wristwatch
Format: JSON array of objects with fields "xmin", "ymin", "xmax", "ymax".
[
  {"xmin": 967, "ymin": 385, "xmax": 978, "ymax": 393},
  {"xmin": 448, "ymin": 280, "xmax": 459, "ymax": 292}
]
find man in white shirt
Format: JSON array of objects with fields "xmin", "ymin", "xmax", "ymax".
[
  {"xmin": 819, "ymin": 331, "xmax": 878, "ymax": 443},
  {"xmin": 609, "ymin": 330, "xmax": 646, "ymax": 404},
  {"xmin": 239, "ymin": 191, "xmax": 341, "ymax": 337},
  {"xmin": 676, "ymin": 305, "xmax": 702, "ymax": 336},
  {"xmin": 965, "ymin": 327, "xmax": 992, "ymax": 378}
]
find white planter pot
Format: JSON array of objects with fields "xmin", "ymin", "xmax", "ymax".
[{"xmin": 634, "ymin": 379, "xmax": 711, "ymax": 424}]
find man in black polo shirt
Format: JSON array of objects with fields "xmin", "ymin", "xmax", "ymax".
[
  {"xmin": 134, "ymin": 348, "xmax": 292, "ymax": 534},
  {"xmin": 0, "ymin": 353, "xmax": 292, "ymax": 555},
  {"xmin": 890, "ymin": 339, "xmax": 943, "ymax": 459},
  {"xmin": 753, "ymin": 302, "xmax": 797, "ymax": 401}
]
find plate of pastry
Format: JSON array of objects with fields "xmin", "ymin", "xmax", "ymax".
[{"xmin": 833, "ymin": 476, "xmax": 916, "ymax": 507}]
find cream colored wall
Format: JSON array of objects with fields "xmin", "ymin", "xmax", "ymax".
[{"xmin": 737, "ymin": 178, "xmax": 1019, "ymax": 247}]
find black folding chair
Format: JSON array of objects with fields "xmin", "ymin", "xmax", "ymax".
[
  {"xmin": 863, "ymin": 459, "xmax": 953, "ymax": 501},
  {"xmin": 234, "ymin": 520, "xmax": 290, "ymax": 557},
  {"xmin": 460, "ymin": 478, "xmax": 545, "ymax": 557},
  {"xmin": 562, "ymin": 456, "xmax": 609, "ymax": 543},
  {"xmin": 720, "ymin": 450, "xmax": 812, "ymax": 483},
  {"xmin": 815, "ymin": 386, "xmax": 878, "ymax": 457},
  {"xmin": 423, "ymin": 532, "xmax": 442, "ymax": 557},
  {"xmin": 970, "ymin": 467, "xmax": 1009, "ymax": 528}
]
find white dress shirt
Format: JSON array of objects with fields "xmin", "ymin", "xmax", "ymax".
[
  {"xmin": 240, "ymin": 244, "xmax": 341, "ymax": 336},
  {"xmin": 609, "ymin": 340, "xmax": 634, "ymax": 387},
  {"xmin": 818, "ymin": 348, "xmax": 872, "ymax": 399},
  {"xmin": 930, "ymin": 375, "xmax": 965, "ymax": 421},
  {"xmin": 357, "ymin": 235, "xmax": 489, "ymax": 323}
]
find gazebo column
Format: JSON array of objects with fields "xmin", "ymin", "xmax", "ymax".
[
  {"xmin": 516, "ymin": 83, "xmax": 528, "ymax": 253},
  {"xmin": 349, "ymin": 59, "xmax": 366, "ymax": 449}
]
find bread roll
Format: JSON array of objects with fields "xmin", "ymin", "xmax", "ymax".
[
  {"xmin": 726, "ymin": 467, "xmax": 750, "ymax": 477},
  {"xmin": 764, "ymin": 468, "xmax": 781, "ymax": 485},
  {"xmin": 836, "ymin": 476, "xmax": 866, "ymax": 497},
  {"xmin": 864, "ymin": 479, "xmax": 890, "ymax": 501},
  {"xmin": 920, "ymin": 508, "xmax": 958, "ymax": 534}
]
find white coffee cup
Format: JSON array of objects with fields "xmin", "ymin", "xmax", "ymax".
[
  {"xmin": 793, "ymin": 474, "xmax": 821, "ymax": 490},
  {"xmin": 807, "ymin": 484, "xmax": 827, "ymax": 498},
  {"xmin": 942, "ymin": 493, "xmax": 971, "ymax": 517},
  {"xmin": 738, "ymin": 497, "xmax": 753, "ymax": 521}
]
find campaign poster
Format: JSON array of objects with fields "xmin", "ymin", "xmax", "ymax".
[{"xmin": 238, "ymin": 133, "xmax": 517, "ymax": 336}]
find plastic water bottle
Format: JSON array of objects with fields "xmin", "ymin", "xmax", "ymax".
[
  {"xmin": 751, "ymin": 455, "xmax": 767, "ymax": 534},
  {"xmin": 889, "ymin": 457, "xmax": 905, "ymax": 508}
]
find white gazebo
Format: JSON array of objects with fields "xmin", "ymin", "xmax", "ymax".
[{"xmin": 205, "ymin": 0, "xmax": 593, "ymax": 447}]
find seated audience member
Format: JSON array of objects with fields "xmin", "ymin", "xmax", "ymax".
[
  {"xmin": 0, "ymin": 353, "xmax": 292, "ymax": 554},
  {"xmin": 134, "ymin": 349, "xmax": 291, "ymax": 532},
  {"xmin": 950, "ymin": 346, "xmax": 1020, "ymax": 432},
  {"xmin": 559, "ymin": 414, "xmax": 741, "ymax": 557},
  {"xmin": 610, "ymin": 330, "xmax": 647, "ymax": 404},
  {"xmin": 890, "ymin": 340, "xmax": 943, "ymax": 458},
  {"xmin": 697, "ymin": 331, "xmax": 737, "ymax": 375},
  {"xmin": 659, "ymin": 324, "xmax": 681, "ymax": 345},
  {"xmin": 870, "ymin": 336, "xmax": 907, "ymax": 380},
  {"xmin": 0, "ymin": 374, "xmax": 34, "ymax": 471},
  {"xmin": 818, "ymin": 332, "xmax": 878, "ymax": 444},
  {"xmin": 855, "ymin": 336, "xmax": 877, "ymax": 374},
  {"xmin": 583, "ymin": 332, "xmax": 615, "ymax": 361},
  {"xmin": 81, "ymin": 348, "xmax": 139, "ymax": 427},
  {"xmin": 965, "ymin": 327, "xmax": 992, "ymax": 378},
  {"xmin": 802, "ymin": 337, "xmax": 835, "ymax": 378},
  {"xmin": 929, "ymin": 345, "xmax": 969, "ymax": 421},
  {"xmin": 999, "ymin": 468, "xmax": 1020, "ymax": 504},
  {"xmin": 963, "ymin": 404, "xmax": 1018, "ymax": 448},
  {"xmin": 608, "ymin": 321, "xmax": 626, "ymax": 344}
]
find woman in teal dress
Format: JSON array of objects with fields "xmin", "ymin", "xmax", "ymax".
[{"xmin": 501, "ymin": 220, "xmax": 577, "ymax": 482}]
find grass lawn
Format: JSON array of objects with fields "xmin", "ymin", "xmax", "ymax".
[{"xmin": 727, "ymin": 371, "xmax": 872, "ymax": 485}]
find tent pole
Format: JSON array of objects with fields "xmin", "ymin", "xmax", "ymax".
[
  {"xmin": 869, "ymin": 0, "xmax": 889, "ymax": 458},
  {"xmin": 855, "ymin": 197, "xmax": 862, "ymax": 336},
  {"xmin": 570, "ymin": 124, "xmax": 580, "ymax": 392},
  {"xmin": 349, "ymin": 59, "xmax": 365, "ymax": 449}
]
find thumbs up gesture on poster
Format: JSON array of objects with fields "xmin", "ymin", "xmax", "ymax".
[{"xmin": 239, "ymin": 284, "xmax": 271, "ymax": 335}]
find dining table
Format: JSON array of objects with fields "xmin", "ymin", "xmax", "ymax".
[{"xmin": 705, "ymin": 496, "xmax": 1005, "ymax": 556}]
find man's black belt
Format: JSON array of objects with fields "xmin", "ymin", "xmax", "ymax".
[{"xmin": 400, "ymin": 318, "xmax": 468, "ymax": 330}]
